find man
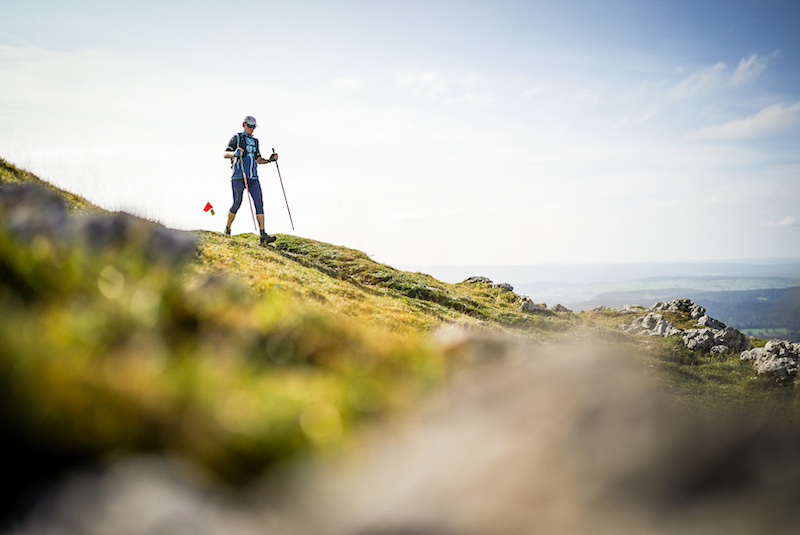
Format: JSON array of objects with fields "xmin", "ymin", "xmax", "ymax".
[{"xmin": 223, "ymin": 115, "xmax": 279, "ymax": 246}]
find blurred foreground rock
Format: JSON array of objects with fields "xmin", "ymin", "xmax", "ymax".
[
  {"xmin": 11, "ymin": 339, "xmax": 800, "ymax": 535},
  {"xmin": 0, "ymin": 183, "xmax": 196, "ymax": 267}
]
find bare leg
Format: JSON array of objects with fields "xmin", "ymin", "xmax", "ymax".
[{"xmin": 224, "ymin": 211, "xmax": 236, "ymax": 237}]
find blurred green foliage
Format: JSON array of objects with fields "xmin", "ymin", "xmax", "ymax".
[
  {"xmin": 2, "ymin": 156, "xmax": 798, "ymax": 492},
  {"xmin": 0, "ymin": 161, "xmax": 445, "ymax": 484}
]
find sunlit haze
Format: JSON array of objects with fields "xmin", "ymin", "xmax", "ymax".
[{"xmin": 2, "ymin": 0, "xmax": 798, "ymax": 267}]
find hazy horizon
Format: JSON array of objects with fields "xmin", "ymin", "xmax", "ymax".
[{"xmin": 402, "ymin": 257, "xmax": 800, "ymax": 286}]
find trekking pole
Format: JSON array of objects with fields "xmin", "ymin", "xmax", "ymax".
[
  {"xmin": 272, "ymin": 147, "xmax": 295, "ymax": 231},
  {"xmin": 237, "ymin": 153, "xmax": 258, "ymax": 232}
]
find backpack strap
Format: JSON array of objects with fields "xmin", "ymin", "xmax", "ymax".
[
  {"xmin": 236, "ymin": 133, "xmax": 261, "ymax": 159},
  {"xmin": 230, "ymin": 133, "xmax": 244, "ymax": 169}
]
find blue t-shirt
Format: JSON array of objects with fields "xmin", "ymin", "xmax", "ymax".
[{"xmin": 226, "ymin": 132, "xmax": 261, "ymax": 179}]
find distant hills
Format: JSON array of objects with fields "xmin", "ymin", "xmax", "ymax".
[
  {"xmin": 404, "ymin": 262, "xmax": 800, "ymax": 341},
  {"xmin": 576, "ymin": 286, "xmax": 800, "ymax": 342}
]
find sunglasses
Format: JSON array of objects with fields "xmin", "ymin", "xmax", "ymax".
[{"xmin": 244, "ymin": 123, "xmax": 256, "ymax": 129}]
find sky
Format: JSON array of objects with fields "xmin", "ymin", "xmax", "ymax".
[{"xmin": 1, "ymin": 0, "xmax": 799, "ymax": 270}]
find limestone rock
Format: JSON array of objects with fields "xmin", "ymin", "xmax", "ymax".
[
  {"xmin": 591, "ymin": 305, "xmax": 645, "ymax": 315},
  {"xmin": 682, "ymin": 327, "xmax": 750, "ymax": 353},
  {"xmin": 621, "ymin": 299, "xmax": 751, "ymax": 354},
  {"xmin": 697, "ymin": 315, "xmax": 726, "ymax": 330},
  {"xmin": 463, "ymin": 276, "xmax": 493, "ymax": 285},
  {"xmin": 741, "ymin": 340, "xmax": 800, "ymax": 384},
  {"xmin": 651, "ymin": 298, "xmax": 706, "ymax": 320},
  {"xmin": 714, "ymin": 326, "xmax": 752, "ymax": 352},
  {"xmin": 519, "ymin": 297, "xmax": 553, "ymax": 315},
  {"xmin": 624, "ymin": 313, "xmax": 680, "ymax": 337}
]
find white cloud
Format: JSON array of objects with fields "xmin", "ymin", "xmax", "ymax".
[
  {"xmin": 773, "ymin": 217, "xmax": 798, "ymax": 228},
  {"xmin": 693, "ymin": 102, "xmax": 800, "ymax": 140},
  {"xmin": 730, "ymin": 54, "xmax": 767, "ymax": 86},
  {"xmin": 668, "ymin": 54, "xmax": 768, "ymax": 101},
  {"xmin": 450, "ymin": 92, "xmax": 495, "ymax": 107},
  {"xmin": 669, "ymin": 61, "xmax": 726, "ymax": 100},
  {"xmin": 613, "ymin": 106, "xmax": 660, "ymax": 128},
  {"xmin": 329, "ymin": 77, "xmax": 364, "ymax": 91},
  {"xmin": 390, "ymin": 69, "xmax": 493, "ymax": 106},
  {"xmin": 392, "ymin": 69, "xmax": 448, "ymax": 99}
]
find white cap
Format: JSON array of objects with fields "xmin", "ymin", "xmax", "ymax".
[{"xmin": 243, "ymin": 115, "xmax": 257, "ymax": 127}]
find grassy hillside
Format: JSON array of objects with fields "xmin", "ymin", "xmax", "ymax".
[
  {"xmin": 1, "ymin": 157, "xmax": 798, "ymax": 519},
  {"xmin": 194, "ymin": 231, "xmax": 576, "ymax": 338},
  {"xmin": 0, "ymin": 158, "xmax": 103, "ymax": 214}
]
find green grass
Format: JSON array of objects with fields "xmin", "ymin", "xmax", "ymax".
[
  {"xmin": 662, "ymin": 310, "xmax": 703, "ymax": 331},
  {"xmin": 193, "ymin": 231, "xmax": 577, "ymax": 339},
  {"xmin": 641, "ymin": 335, "xmax": 800, "ymax": 420}
]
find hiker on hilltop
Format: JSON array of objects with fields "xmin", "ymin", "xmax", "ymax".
[{"xmin": 223, "ymin": 115, "xmax": 279, "ymax": 246}]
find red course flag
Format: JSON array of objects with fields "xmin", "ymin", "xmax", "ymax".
[{"xmin": 204, "ymin": 202, "xmax": 215, "ymax": 216}]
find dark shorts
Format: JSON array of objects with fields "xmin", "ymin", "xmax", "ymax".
[{"xmin": 229, "ymin": 178, "xmax": 264, "ymax": 215}]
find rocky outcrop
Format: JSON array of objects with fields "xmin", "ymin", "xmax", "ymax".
[
  {"xmin": 518, "ymin": 297, "xmax": 553, "ymax": 315},
  {"xmin": 590, "ymin": 304, "xmax": 647, "ymax": 314},
  {"xmin": 651, "ymin": 298, "xmax": 707, "ymax": 320},
  {"xmin": 462, "ymin": 276, "xmax": 572, "ymax": 315},
  {"xmin": 462, "ymin": 276, "xmax": 514, "ymax": 292},
  {"xmin": 741, "ymin": 340, "xmax": 800, "ymax": 384},
  {"xmin": 622, "ymin": 299, "xmax": 751, "ymax": 354},
  {"xmin": 682, "ymin": 327, "xmax": 751, "ymax": 353},
  {"xmin": 519, "ymin": 300, "xmax": 573, "ymax": 315},
  {"xmin": 463, "ymin": 276, "xmax": 493, "ymax": 285},
  {"xmin": 624, "ymin": 313, "xmax": 681, "ymax": 337},
  {"xmin": 619, "ymin": 299, "xmax": 800, "ymax": 381},
  {"xmin": 697, "ymin": 315, "xmax": 726, "ymax": 330}
]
